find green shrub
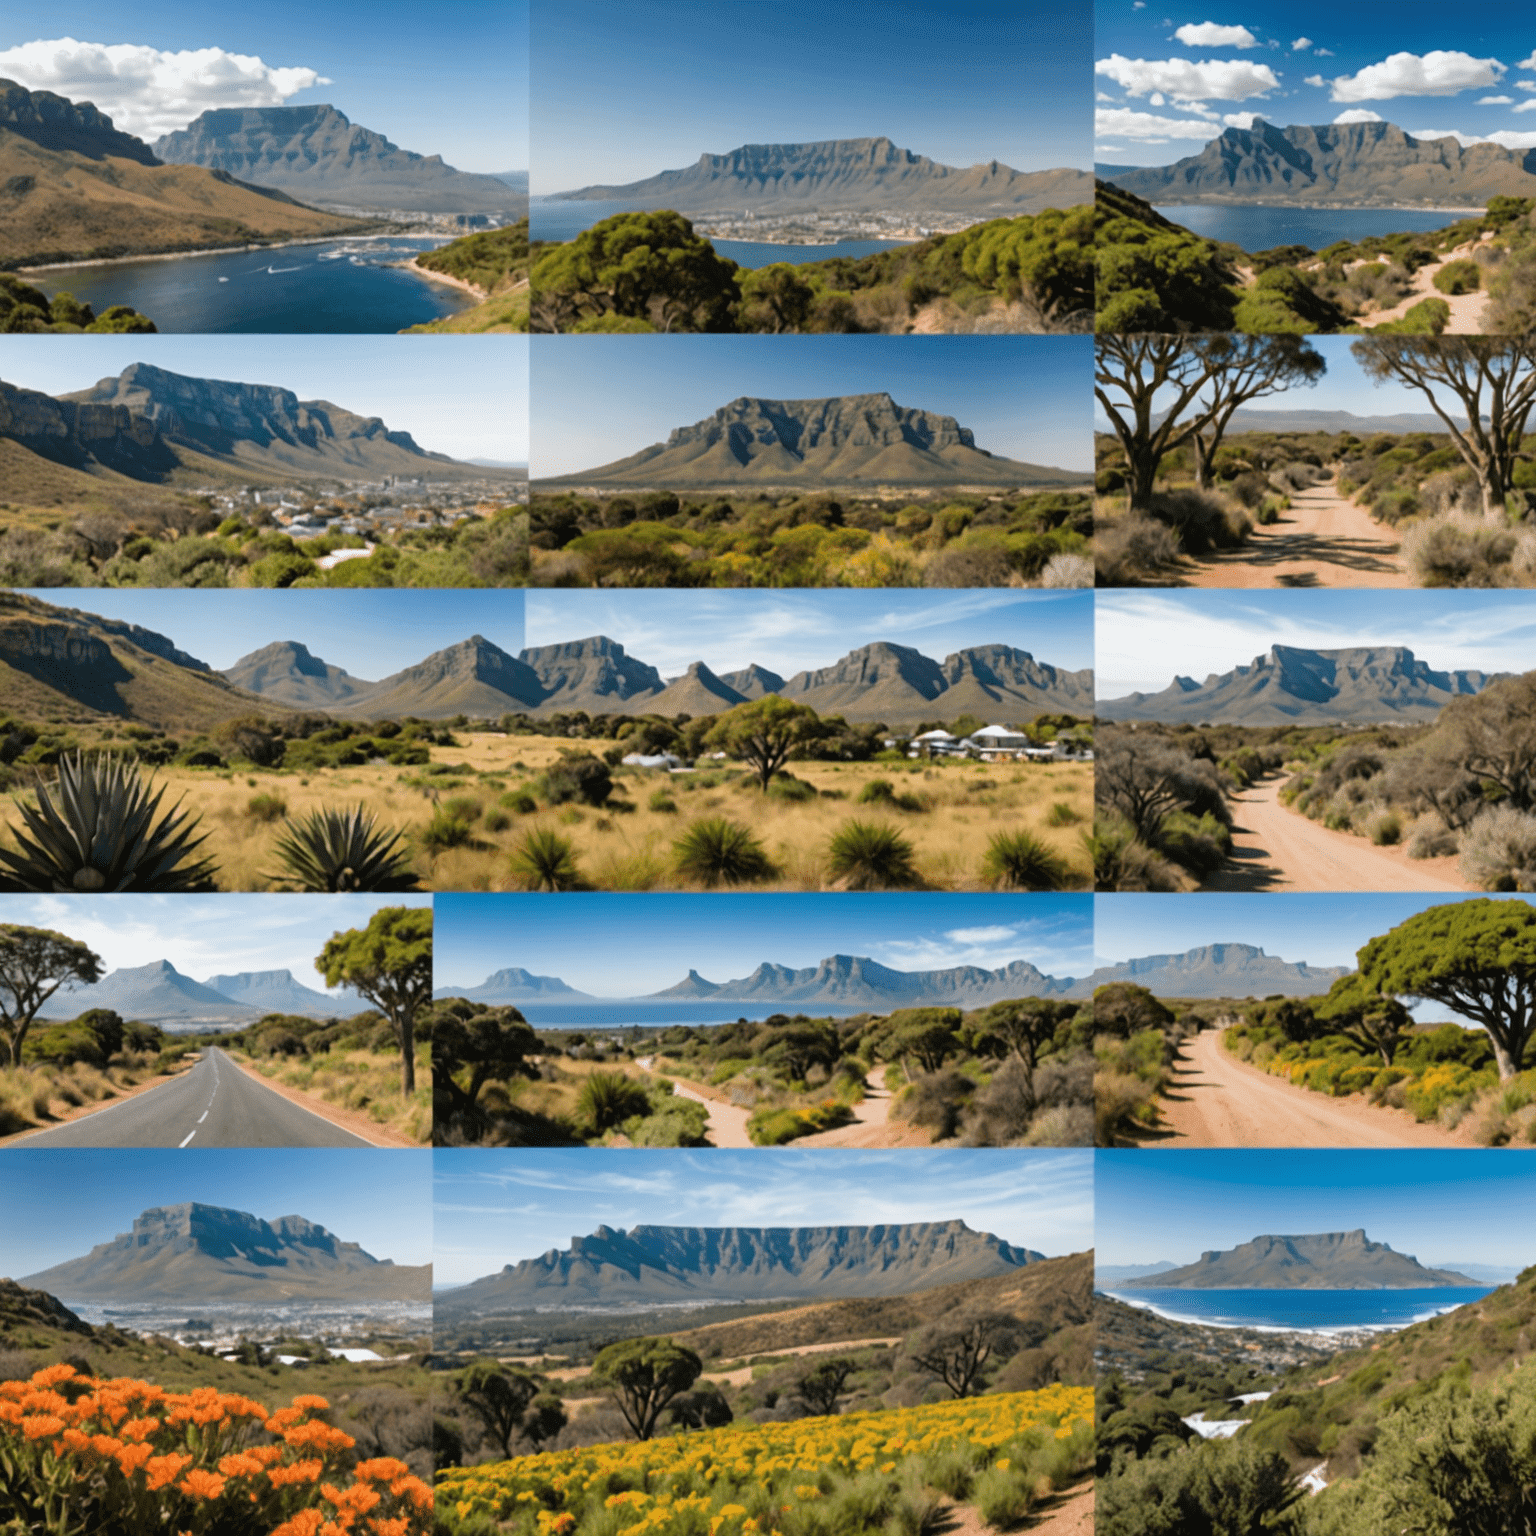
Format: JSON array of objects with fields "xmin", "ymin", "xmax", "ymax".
[
  {"xmin": 1433, "ymin": 259, "xmax": 1480, "ymax": 295},
  {"xmin": 246, "ymin": 792, "xmax": 288, "ymax": 823},
  {"xmin": 980, "ymin": 829, "xmax": 1072, "ymax": 890},
  {"xmin": 672, "ymin": 818, "xmax": 775, "ymax": 887},
  {"xmin": 509, "ymin": 827, "xmax": 583, "ymax": 891},
  {"xmin": 746, "ymin": 1100, "xmax": 857, "ymax": 1146},
  {"xmin": 826, "ymin": 820, "xmax": 921, "ymax": 890}
]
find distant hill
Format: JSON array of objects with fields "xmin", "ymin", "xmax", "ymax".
[
  {"xmin": 1096, "ymin": 1261, "xmax": 1178, "ymax": 1283},
  {"xmin": 1121, "ymin": 1229, "xmax": 1478, "ymax": 1290},
  {"xmin": 1104, "ymin": 118, "xmax": 1536, "ymax": 208},
  {"xmin": 537, "ymin": 393, "xmax": 1089, "ymax": 490},
  {"xmin": 436, "ymin": 1220, "xmax": 1043, "ymax": 1315},
  {"xmin": 1091, "ymin": 943, "xmax": 1348, "ymax": 999},
  {"xmin": 434, "ymin": 968, "xmax": 593, "ymax": 1003},
  {"xmin": 20, "ymin": 1202, "xmax": 430, "ymax": 1302},
  {"xmin": 556, "ymin": 137, "xmax": 1091, "ymax": 215},
  {"xmin": 220, "ymin": 641, "xmax": 373, "ymax": 709},
  {"xmin": 199, "ymin": 970, "xmax": 364, "ymax": 1017},
  {"xmin": 1223, "ymin": 407, "xmax": 1468, "ymax": 436},
  {"xmin": 1098, "ymin": 645, "xmax": 1503, "ymax": 725},
  {"xmin": 153, "ymin": 106, "xmax": 524, "ymax": 214},
  {"xmin": 492, "ymin": 171, "xmax": 529, "ymax": 194},
  {"xmin": 0, "ymin": 79, "xmax": 368, "ymax": 268},
  {"xmin": 44, "ymin": 960, "xmax": 255, "ymax": 1025},
  {"xmin": 0, "ymin": 378, "xmax": 179, "ymax": 481}
]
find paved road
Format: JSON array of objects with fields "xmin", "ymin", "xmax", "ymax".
[
  {"xmin": 10, "ymin": 1048, "xmax": 374, "ymax": 1148},
  {"xmin": 1137, "ymin": 1030, "xmax": 1454, "ymax": 1148}
]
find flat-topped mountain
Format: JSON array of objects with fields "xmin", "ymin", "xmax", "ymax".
[
  {"xmin": 1121, "ymin": 1230, "xmax": 1478, "ymax": 1290},
  {"xmin": 1099, "ymin": 645, "xmax": 1502, "ymax": 725},
  {"xmin": 1091, "ymin": 943, "xmax": 1349, "ymax": 1000},
  {"xmin": 538, "ymin": 393, "xmax": 1087, "ymax": 490},
  {"xmin": 198, "ymin": 970, "xmax": 363, "ymax": 1017},
  {"xmin": 555, "ymin": 137, "xmax": 1091, "ymax": 215},
  {"xmin": 1106, "ymin": 119, "xmax": 1536, "ymax": 208},
  {"xmin": 433, "ymin": 968, "xmax": 592, "ymax": 1003},
  {"xmin": 153, "ymin": 105, "xmax": 524, "ymax": 214},
  {"xmin": 1220, "ymin": 408, "xmax": 1465, "ymax": 436},
  {"xmin": 20, "ymin": 1202, "xmax": 430, "ymax": 1302},
  {"xmin": 437, "ymin": 1220, "xmax": 1044, "ymax": 1314},
  {"xmin": 40, "ymin": 961, "xmax": 361, "ymax": 1025}
]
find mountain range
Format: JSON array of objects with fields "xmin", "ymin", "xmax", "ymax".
[
  {"xmin": 224, "ymin": 634, "xmax": 1095, "ymax": 725},
  {"xmin": 19, "ymin": 1203, "xmax": 429, "ymax": 1302},
  {"xmin": 1098, "ymin": 645, "xmax": 1504, "ymax": 725},
  {"xmin": 436, "ymin": 1220, "xmax": 1043, "ymax": 1314},
  {"xmin": 555, "ymin": 137, "xmax": 1091, "ymax": 216},
  {"xmin": 441, "ymin": 941, "xmax": 1349, "ymax": 1009},
  {"xmin": 1102, "ymin": 119, "xmax": 1536, "ymax": 208},
  {"xmin": 39, "ymin": 960, "xmax": 365, "ymax": 1027},
  {"xmin": 1221, "ymin": 408, "xmax": 1467, "ymax": 436},
  {"xmin": 537, "ymin": 393, "xmax": 1088, "ymax": 490},
  {"xmin": 0, "ymin": 364, "xmax": 516, "ymax": 489},
  {"xmin": 153, "ymin": 106, "xmax": 525, "ymax": 215},
  {"xmin": 1118, "ymin": 1230, "xmax": 1478, "ymax": 1290},
  {"xmin": 0, "ymin": 79, "xmax": 365, "ymax": 268}
]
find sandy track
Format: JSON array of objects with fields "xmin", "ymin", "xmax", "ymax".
[
  {"xmin": 1202, "ymin": 778, "xmax": 1471, "ymax": 893},
  {"xmin": 1181, "ymin": 482, "xmax": 1408, "ymax": 589},
  {"xmin": 1135, "ymin": 1029, "xmax": 1460, "ymax": 1148},
  {"xmin": 1358, "ymin": 242, "xmax": 1492, "ymax": 335},
  {"xmin": 666, "ymin": 1081, "xmax": 754, "ymax": 1148}
]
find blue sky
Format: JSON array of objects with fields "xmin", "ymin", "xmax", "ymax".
[
  {"xmin": 20, "ymin": 590, "xmax": 524, "ymax": 676},
  {"xmin": 434, "ymin": 893, "xmax": 1094, "ymax": 997},
  {"xmin": 531, "ymin": 0, "xmax": 1091, "ymax": 194},
  {"xmin": 0, "ymin": 2, "xmax": 527, "ymax": 171},
  {"xmin": 1096, "ymin": 1150, "xmax": 1536, "ymax": 1268},
  {"xmin": 533, "ymin": 336, "xmax": 1091, "ymax": 478},
  {"xmin": 1095, "ymin": 6, "xmax": 1536, "ymax": 165},
  {"xmin": 1, "ymin": 1149, "xmax": 433, "ymax": 1276},
  {"xmin": 0, "ymin": 893, "xmax": 430, "ymax": 1000},
  {"xmin": 1, "ymin": 336, "xmax": 528, "ymax": 463},
  {"xmin": 1096, "ymin": 590, "xmax": 1536, "ymax": 699},
  {"xmin": 524, "ymin": 590, "xmax": 1094, "ymax": 679},
  {"xmin": 432, "ymin": 1148, "xmax": 1094, "ymax": 1287}
]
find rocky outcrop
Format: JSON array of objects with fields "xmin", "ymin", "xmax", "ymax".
[
  {"xmin": 358, "ymin": 636, "xmax": 546, "ymax": 719},
  {"xmin": 1090, "ymin": 944, "xmax": 1349, "ymax": 999},
  {"xmin": 219, "ymin": 641, "xmax": 371, "ymax": 708},
  {"xmin": 518, "ymin": 635, "xmax": 667, "ymax": 709},
  {"xmin": 0, "ymin": 77, "xmax": 158, "ymax": 164},
  {"xmin": 0, "ymin": 378, "xmax": 178, "ymax": 478}
]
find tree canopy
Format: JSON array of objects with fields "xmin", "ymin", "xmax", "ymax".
[
  {"xmin": 319, "ymin": 906, "xmax": 433, "ymax": 1094},
  {"xmin": 703, "ymin": 697, "xmax": 829, "ymax": 790},
  {"xmin": 591, "ymin": 1337, "xmax": 703, "ymax": 1441},
  {"xmin": 0, "ymin": 924, "xmax": 103, "ymax": 1068},
  {"xmin": 433, "ymin": 1003, "xmax": 542, "ymax": 1123}
]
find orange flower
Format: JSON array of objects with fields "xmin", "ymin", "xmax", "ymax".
[
  {"xmin": 218, "ymin": 1451, "xmax": 266, "ymax": 1477},
  {"xmin": 392, "ymin": 1477, "xmax": 432, "ymax": 1511},
  {"xmin": 367, "ymin": 1519, "xmax": 410, "ymax": 1536},
  {"xmin": 289, "ymin": 1395, "xmax": 332, "ymax": 1413},
  {"xmin": 324, "ymin": 1480, "xmax": 382, "ymax": 1515},
  {"xmin": 268, "ymin": 1459, "xmax": 325, "ymax": 1487},
  {"xmin": 88, "ymin": 1434, "xmax": 126, "ymax": 1458},
  {"xmin": 270, "ymin": 1512, "xmax": 326, "ymax": 1536},
  {"xmin": 353, "ymin": 1457, "xmax": 410, "ymax": 1483},
  {"xmin": 245, "ymin": 1444, "xmax": 285, "ymax": 1467},
  {"xmin": 120, "ymin": 1416, "xmax": 162, "ymax": 1441},
  {"xmin": 22, "ymin": 1415, "xmax": 65, "ymax": 1440},
  {"xmin": 116, "ymin": 1443, "xmax": 155, "ymax": 1476},
  {"xmin": 179, "ymin": 1468, "xmax": 227, "ymax": 1500},
  {"xmin": 30, "ymin": 1364, "xmax": 78, "ymax": 1388},
  {"xmin": 145, "ymin": 1453, "xmax": 194, "ymax": 1490}
]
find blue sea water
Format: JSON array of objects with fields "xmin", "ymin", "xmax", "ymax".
[
  {"xmin": 530, "ymin": 198, "xmax": 904, "ymax": 268},
  {"xmin": 1152, "ymin": 203, "xmax": 1468, "ymax": 253},
  {"xmin": 27, "ymin": 237, "xmax": 470, "ymax": 334},
  {"xmin": 471, "ymin": 1001, "xmax": 870, "ymax": 1029},
  {"xmin": 1106, "ymin": 1286, "xmax": 1494, "ymax": 1332}
]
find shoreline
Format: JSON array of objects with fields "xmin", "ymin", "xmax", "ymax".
[
  {"xmin": 1102, "ymin": 1287, "xmax": 1483, "ymax": 1335},
  {"xmin": 1150, "ymin": 200, "xmax": 1486, "ymax": 216},
  {"xmin": 401, "ymin": 259, "xmax": 486, "ymax": 301},
  {"xmin": 16, "ymin": 227, "xmax": 444, "ymax": 275}
]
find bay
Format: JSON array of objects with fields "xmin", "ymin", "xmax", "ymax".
[
  {"xmin": 27, "ymin": 237, "xmax": 471, "ymax": 334},
  {"xmin": 1154, "ymin": 203, "xmax": 1471, "ymax": 253},
  {"xmin": 1105, "ymin": 1285, "xmax": 1494, "ymax": 1333},
  {"xmin": 491, "ymin": 1000, "xmax": 871, "ymax": 1029}
]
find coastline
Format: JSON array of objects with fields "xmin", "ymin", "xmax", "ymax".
[
  {"xmin": 17, "ymin": 228, "xmax": 426, "ymax": 275},
  {"xmin": 1148, "ymin": 200, "xmax": 1486, "ymax": 216},
  {"xmin": 402, "ymin": 259, "xmax": 486, "ymax": 300},
  {"xmin": 1102, "ymin": 1286, "xmax": 1483, "ymax": 1335}
]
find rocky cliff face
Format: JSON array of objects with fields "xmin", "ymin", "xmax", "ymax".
[
  {"xmin": 939, "ymin": 645, "xmax": 1096, "ymax": 711},
  {"xmin": 1090, "ymin": 943, "xmax": 1349, "ymax": 999},
  {"xmin": 666, "ymin": 394, "xmax": 976, "ymax": 456},
  {"xmin": 0, "ymin": 78, "xmax": 158, "ymax": 164},
  {"xmin": 0, "ymin": 379, "xmax": 178, "ymax": 478},
  {"xmin": 519, "ymin": 635, "xmax": 667, "ymax": 705},
  {"xmin": 153, "ymin": 105, "xmax": 524, "ymax": 213}
]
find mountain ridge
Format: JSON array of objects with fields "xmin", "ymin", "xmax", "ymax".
[{"xmin": 1120, "ymin": 1229, "xmax": 1479, "ymax": 1289}]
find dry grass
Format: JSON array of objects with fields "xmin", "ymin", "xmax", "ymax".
[
  {"xmin": 0, "ymin": 1054, "xmax": 169, "ymax": 1137},
  {"xmin": 234, "ymin": 1044, "xmax": 430, "ymax": 1144},
  {"xmin": 0, "ymin": 735, "xmax": 1092, "ymax": 892}
]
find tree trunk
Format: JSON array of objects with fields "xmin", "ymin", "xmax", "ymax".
[
  {"xmin": 1491, "ymin": 1035, "xmax": 1521, "ymax": 1082},
  {"xmin": 1192, "ymin": 435, "xmax": 1212, "ymax": 491},
  {"xmin": 399, "ymin": 1011, "xmax": 416, "ymax": 1095},
  {"xmin": 1128, "ymin": 453, "xmax": 1159, "ymax": 513},
  {"xmin": 1481, "ymin": 472, "xmax": 1508, "ymax": 522}
]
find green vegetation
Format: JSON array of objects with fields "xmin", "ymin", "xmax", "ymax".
[
  {"xmin": 531, "ymin": 207, "xmax": 1093, "ymax": 334},
  {"xmin": 529, "ymin": 487, "xmax": 1090, "ymax": 587},
  {"xmin": 0, "ymin": 274, "xmax": 155, "ymax": 332},
  {"xmin": 319, "ymin": 905, "xmax": 432, "ymax": 1096},
  {"xmin": 402, "ymin": 219, "xmax": 531, "ymax": 334}
]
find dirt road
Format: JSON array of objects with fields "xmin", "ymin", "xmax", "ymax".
[
  {"xmin": 667, "ymin": 1081, "xmax": 754, "ymax": 1148},
  {"xmin": 1359, "ymin": 242, "xmax": 1492, "ymax": 335},
  {"xmin": 1182, "ymin": 482, "xmax": 1407, "ymax": 589},
  {"xmin": 1202, "ymin": 778, "xmax": 1470, "ymax": 893},
  {"xmin": 1137, "ymin": 1030, "xmax": 1460, "ymax": 1148}
]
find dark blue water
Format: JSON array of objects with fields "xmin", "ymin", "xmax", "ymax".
[
  {"xmin": 461, "ymin": 1001, "xmax": 869, "ymax": 1029},
  {"xmin": 1154, "ymin": 204, "xmax": 1469, "ymax": 252},
  {"xmin": 530, "ymin": 199, "xmax": 904, "ymax": 268},
  {"xmin": 1107, "ymin": 1286, "xmax": 1493, "ymax": 1332},
  {"xmin": 28, "ymin": 237, "xmax": 471, "ymax": 334}
]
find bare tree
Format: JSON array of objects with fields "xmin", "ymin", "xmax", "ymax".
[
  {"xmin": 1094, "ymin": 733, "xmax": 1229, "ymax": 843},
  {"xmin": 908, "ymin": 1314, "xmax": 1026, "ymax": 1399}
]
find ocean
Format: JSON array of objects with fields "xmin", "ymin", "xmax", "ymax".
[
  {"xmin": 1105, "ymin": 1285, "xmax": 1494, "ymax": 1332},
  {"xmin": 482, "ymin": 1000, "xmax": 870, "ymax": 1029},
  {"xmin": 28, "ymin": 237, "xmax": 471, "ymax": 334},
  {"xmin": 1153, "ymin": 204, "xmax": 1469, "ymax": 253}
]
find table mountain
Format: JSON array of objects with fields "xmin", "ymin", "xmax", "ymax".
[
  {"xmin": 1105, "ymin": 119, "xmax": 1536, "ymax": 208},
  {"xmin": 20, "ymin": 1203, "xmax": 430, "ymax": 1302},
  {"xmin": 1121, "ymin": 1229, "xmax": 1478, "ymax": 1289},
  {"xmin": 437, "ymin": 1220, "xmax": 1043, "ymax": 1314},
  {"xmin": 537, "ymin": 393, "xmax": 1087, "ymax": 490},
  {"xmin": 518, "ymin": 635, "xmax": 667, "ymax": 710},
  {"xmin": 433, "ymin": 968, "xmax": 592, "ymax": 1003},
  {"xmin": 153, "ymin": 106, "xmax": 524, "ymax": 214},
  {"xmin": 555, "ymin": 137, "xmax": 1091, "ymax": 215},
  {"xmin": 198, "ymin": 970, "xmax": 364, "ymax": 1017},
  {"xmin": 1090, "ymin": 943, "xmax": 1349, "ymax": 999},
  {"xmin": 44, "ymin": 960, "xmax": 254, "ymax": 1025},
  {"xmin": 1098, "ymin": 645, "xmax": 1501, "ymax": 725}
]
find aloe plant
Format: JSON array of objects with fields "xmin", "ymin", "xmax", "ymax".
[
  {"xmin": 0, "ymin": 753, "xmax": 217, "ymax": 892},
  {"xmin": 671, "ymin": 817, "xmax": 774, "ymax": 888},
  {"xmin": 509, "ymin": 826, "xmax": 583, "ymax": 891},
  {"xmin": 825, "ymin": 818, "xmax": 921, "ymax": 890},
  {"xmin": 269, "ymin": 806, "xmax": 419, "ymax": 891}
]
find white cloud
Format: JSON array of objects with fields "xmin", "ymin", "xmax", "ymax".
[
  {"xmin": 1478, "ymin": 96, "xmax": 1515, "ymax": 105},
  {"xmin": 1173, "ymin": 21, "xmax": 1259, "ymax": 48},
  {"xmin": 0, "ymin": 36, "xmax": 329, "ymax": 141},
  {"xmin": 1408, "ymin": 126, "xmax": 1536, "ymax": 149},
  {"xmin": 1520, "ymin": 51, "xmax": 1536, "ymax": 71},
  {"xmin": 1133, "ymin": 2, "xmax": 1146, "ymax": 8},
  {"xmin": 1315, "ymin": 48, "xmax": 1334, "ymax": 57},
  {"xmin": 1515, "ymin": 99, "xmax": 1536, "ymax": 114},
  {"xmin": 1292, "ymin": 37, "xmax": 1313, "ymax": 52},
  {"xmin": 1305, "ymin": 74, "xmax": 1327, "ymax": 88},
  {"xmin": 1149, "ymin": 91, "xmax": 1166, "ymax": 105},
  {"xmin": 1329, "ymin": 50, "xmax": 1506, "ymax": 103},
  {"xmin": 1095, "ymin": 53, "xmax": 1280, "ymax": 102},
  {"xmin": 1223, "ymin": 111, "xmax": 1259, "ymax": 127},
  {"xmin": 1518, "ymin": 81, "xmax": 1536, "ymax": 92},
  {"xmin": 1095, "ymin": 106, "xmax": 1228, "ymax": 141},
  {"xmin": 1333, "ymin": 108, "xmax": 1384, "ymax": 123}
]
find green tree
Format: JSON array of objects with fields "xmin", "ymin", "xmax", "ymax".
[
  {"xmin": 318, "ymin": 906, "xmax": 433, "ymax": 1094},
  {"xmin": 1356, "ymin": 898, "xmax": 1536, "ymax": 1080},
  {"xmin": 1314, "ymin": 973, "xmax": 1412, "ymax": 1067},
  {"xmin": 453, "ymin": 1361, "xmax": 540, "ymax": 1458},
  {"xmin": 735, "ymin": 263, "xmax": 817, "ymax": 332},
  {"xmin": 84, "ymin": 305, "xmax": 157, "ymax": 334},
  {"xmin": 0, "ymin": 925, "xmax": 103, "ymax": 1068},
  {"xmin": 971, "ymin": 999, "xmax": 1069, "ymax": 1072},
  {"xmin": 1093, "ymin": 984, "xmax": 1174, "ymax": 1039},
  {"xmin": 881, "ymin": 1007, "xmax": 963, "ymax": 1075},
  {"xmin": 591, "ymin": 1337, "xmax": 703, "ymax": 1441},
  {"xmin": 702, "ymin": 697, "xmax": 829, "ymax": 790},
  {"xmin": 432, "ymin": 1004, "xmax": 542, "ymax": 1122},
  {"xmin": 795, "ymin": 1357, "xmax": 856, "ymax": 1415},
  {"xmin": 1098, "ymin": 1438, "xmax": 1299, "ymax": 1536},
  {"xmin": 907, "ymin": 1313, "xmax": 1023, "ymax": 1398}
]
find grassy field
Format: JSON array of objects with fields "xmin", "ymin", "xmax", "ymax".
[
  {"xmin": 234, "ymin": 1042, "xmax": 430, "ymax": 1144},
  {"xmin": 0, "ymin": 733, "xmax": 1092, "ymax": 892},
  {"xmin": 0, "ymin": 1051, "xmax": 182, "ymax": 1139}
]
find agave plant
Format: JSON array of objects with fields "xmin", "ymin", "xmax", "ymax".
[
  {"xmin": 825, "ymin": 818, "xmax": 921, "ymax": 890},
  {"xmin": 981, "ymin": 829, "xmax": 1072, "ymax": 891},
  {"xmin": 509, "ymin": 826, "xmax": 583, "ymax": 891},
  {"xmin": 0, "ymin": 753, "xmax": 217, "ymax": 892},
  {"xmin": 269, "ymin": 806, "xmax": 419, "ymax": 892},
  {"xmin": 671, "ymin": 817, "xmax": 774, "ymax": 888}
]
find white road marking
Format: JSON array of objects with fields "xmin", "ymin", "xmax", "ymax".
[
  {"xmin": 178, "ymin": 1130, "xmax": 196, "ymax": 1147},
  {"xmin": 197, "ymin": 1112, "xmax": 209, "ymax": 1123}
]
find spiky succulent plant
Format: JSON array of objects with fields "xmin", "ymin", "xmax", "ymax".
[
  {"xmin": 269, "ymin": 806, "xmax": 419, "ymax": 891},
  {"xmin": 0, "ymin": 752, "xmax": 218, "ymax": 892}
]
